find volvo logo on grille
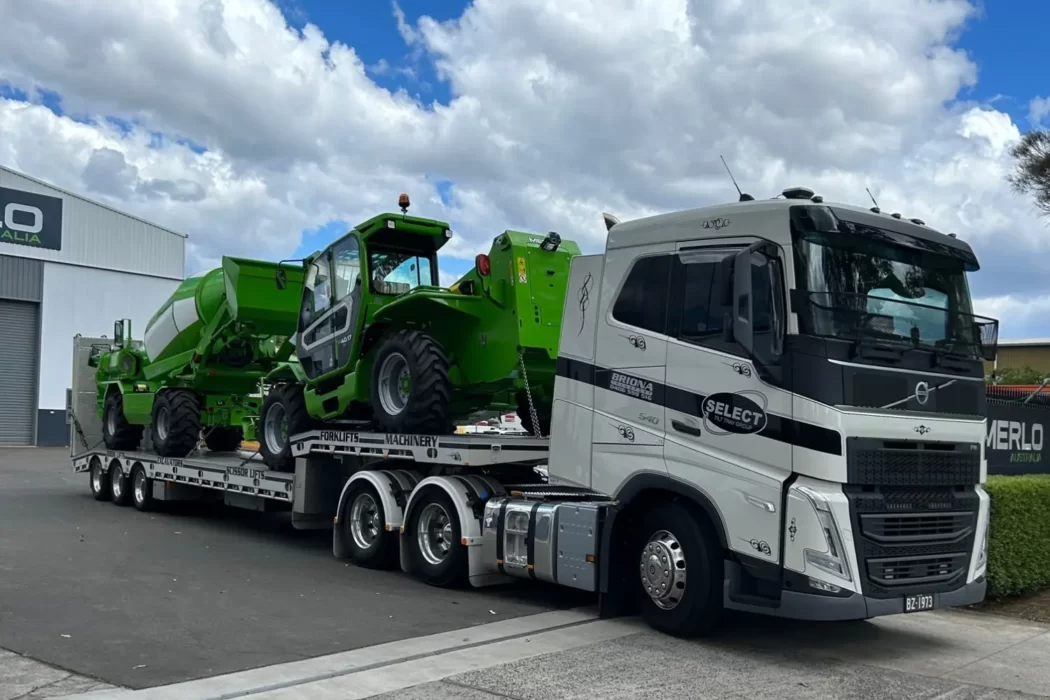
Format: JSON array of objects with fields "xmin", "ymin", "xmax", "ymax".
[{"xmin": 915, "ymin": 381, "xmax": 930, "ymax": 405}]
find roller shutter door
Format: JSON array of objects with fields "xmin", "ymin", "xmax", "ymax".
[{"xmin": 0, "ymin": 299, "xmax": 40, "ymax": 445}]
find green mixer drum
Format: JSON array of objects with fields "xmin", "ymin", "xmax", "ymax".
[{"xmin": 142, "ymin": 268, "xmax": 225, "ymax": 365}]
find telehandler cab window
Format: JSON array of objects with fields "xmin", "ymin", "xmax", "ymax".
[
  {"xmin": 332, "ymin": 237, "xmax": 361, "ymax": 302},
  {"xmin": 369, "ymin": 250, "xmax": 434, "ymax": 295}
]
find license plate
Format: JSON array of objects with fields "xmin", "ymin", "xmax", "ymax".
[{"xmin": 904, "ymin": 593, "xmax": 935, "ymax": 613}]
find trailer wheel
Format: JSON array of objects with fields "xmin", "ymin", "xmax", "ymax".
[
  {"xmin": 259, "ymin": 384, "xmax": 311, "ymax": 472},
  {"xmin": 89, "ymin": 457, "xmax": 111, "ymax": 501},
  {"xmin": 110, "ymin": 463, "xmax": 131, "ymax": 507},
  {"xmin": 204, "ymin": 426, "xmax": 243, "ymax": 453},
  {"xmin": 371, "ymin": 331, "xmax": 451, "ymax": 435},
  {"xmin": 341, "ymin": 481, "xmax": 398, "ymax": 569},
  {"xmin": 405, "ymin": 488, "xmax": 467, "ymax": 587},
  {"xmin": 634, "ymin": 501, "xmax": 723, "ymax": 637},
  {"xmin": 131, "ymin": 465, "xmax": 154, "ymax": 512},
  {"xmin": 103, "ymin": 390, "xmax": 144, "ymax": 451},
  {"xmin": 151, "ymin": 390, "xmax": 201, "ymax": 458}
]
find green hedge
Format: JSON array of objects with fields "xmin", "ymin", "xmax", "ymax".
[{"xmin": 985, "ymin": 474, "xmax": 1050, "ymax": 598}]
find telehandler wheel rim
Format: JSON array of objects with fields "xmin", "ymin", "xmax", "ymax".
[
  {"xmin": 264, "ymin": 404, "xmax": 288, "ymax": 455},
  {"xmin": 640, "ymin": 529, "xmax": 687, "ymax": 610},
  {"xmin": 377, "ymin": 352, "xmax": 411, "ymax": 417},
  {"xmin": 156, "ymin": 406, "xmax": 171, "ymax": 442},
  {"xmin": 349, "ymin": 492, "xmax": 382, "ymax": 550},
  {"xmin": 417, "ymin": 502, "xmax": 454, "ymax": 566}
]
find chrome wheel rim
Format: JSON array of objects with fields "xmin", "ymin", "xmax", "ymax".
[
  {"xmin": 640, "ymin": 529, "xmax": 687, "ymax": 610},
  {"xmin": 91, "ymin": 461, "xmax": 103, "ymax": 493},
  {"xmin": 378, "ymin": 352, "xmax": 410, "ymax": 417},
  {"xmin": 110, "ymin": 466, "xmax": 123, "ymax": 499},
  {"xmin": 350, "ymin": 492, "xmax": 381, "ymax": 550},
  {"xmin": 417, "ymin": 502, "xmax": 454, "ymax": 566},
  {"xmin": 134, "ymin": 470, "xmax": 147, "ymax": 504},
  {"xmin": 264, "ymin": 403, "xmax": 288, "ymax": 455}
]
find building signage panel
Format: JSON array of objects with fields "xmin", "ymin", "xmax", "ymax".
[{"xmin": 0, "ymin": 186, "xmax": 63, "ymax": 252}]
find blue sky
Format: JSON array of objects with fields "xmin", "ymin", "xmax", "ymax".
[{"xmin": 282, "ymin": 0, "xmax": 1050, "ymax": 283}]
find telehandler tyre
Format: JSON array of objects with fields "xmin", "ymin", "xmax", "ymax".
[
  {"xmin": 150, "ymin": 389, "xmax": 201, "ymax": 458},
  {"xmin": 258, "ymin": 383, "xmax": 312, "ymax": 472},
  {"xmin": 102, "ymin": 390, "xmax": 144, "ymax": 451},
  {"xmin": 371, "ymin": 330, "xmax": 451, "ymax": 435}
]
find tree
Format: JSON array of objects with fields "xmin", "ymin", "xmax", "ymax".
[{"xmin": 1007, "ymin": 129, "xmax": 1050, "ymax": 217}]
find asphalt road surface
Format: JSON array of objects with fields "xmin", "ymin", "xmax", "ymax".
[{"xmin": 0, "ymin": 448, "xmax": 591, "ymax": 690}]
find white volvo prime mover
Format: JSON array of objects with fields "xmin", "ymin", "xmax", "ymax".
[{"xmin": 71, "ymin": 186, "xmax": 998, "ymax": 637}]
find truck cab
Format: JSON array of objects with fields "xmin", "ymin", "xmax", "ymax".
[{"xmin": 547, "ymin": 187, "xmax": 996, "ymax": 630}]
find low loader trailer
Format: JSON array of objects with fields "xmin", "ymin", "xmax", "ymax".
[{"xmin": 69, "ymin": 187, "xmax": 998, "ymax": 636}]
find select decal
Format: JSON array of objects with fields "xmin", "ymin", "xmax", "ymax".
[{"xmin": 702, "ymin": 391, "xmax": 768, "ymax": 436}]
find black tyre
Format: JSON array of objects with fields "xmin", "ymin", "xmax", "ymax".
[
  {"xmin": 204, "ymin": 426, "xmax": 243, "ymax": 452},
  {"xmin": 110, "ymin": 462, "xmax": 131, "ymax": 507},
  {"xmin": 150, "ymin": 390, "xmax": 201, "ymax": 457},
  {"xmin": 516, "ymin": 392, "xmax": 552, "ymax": 437},
  {"xmin": 131, "ymin": 464, "xmax": 154, "ymax": 512},
  {"xmin": 259, "ymin": 384, "xmax": 311, "ymax": 472},
  {"xmin": 635, "ymin": 501, "xmax": 724, "ymax": 637},
  {"xmin": 371, "ymin": 331, "xmax": 451, "ymax": 434},
  {"xmin": 405, "ymin": 488, "xmax": 467, "ymax": 587},
  {"xmin": 103, "ymin": 391, "xmax": 144, "ymax": 451},
  {"xmin": 341, "ymin": 481, "xmax": 399, "ymax": 569},
  {"xmin": 89, "ymin": 457, "xmax": 111, "ymax": 501}
]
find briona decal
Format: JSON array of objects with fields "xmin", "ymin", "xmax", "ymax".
[{"xmin": 702, "ymin": 390, "xmax": 768, "ymax": 436}]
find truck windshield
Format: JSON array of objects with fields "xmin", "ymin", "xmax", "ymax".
[
  {"xmin": 369, "ymin": 250, "xmax": 434, "ymax": 295},
  {"xmin": 792, "ymin": 229, "xmax": 996, "ymax": 360}
]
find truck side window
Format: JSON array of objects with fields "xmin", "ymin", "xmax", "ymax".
[{"xmin": 611, "ymin": 254, "xmax": 671, "ymax": 335}]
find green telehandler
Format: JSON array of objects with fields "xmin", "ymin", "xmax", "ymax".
[
  {"xmin": 258, "ymin": 194, "xmax": 581, "ymax": 471},
  {"xmin": 92, "ymin": 258, "xmax": 306, "ymax": 457}
]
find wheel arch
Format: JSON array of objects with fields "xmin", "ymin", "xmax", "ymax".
[{"xmin": 612, "ymin": 472, "xmax": 729, "ymax": 550}]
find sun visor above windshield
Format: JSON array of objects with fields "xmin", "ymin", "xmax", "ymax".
[{"xmin": 791, "ymin": 204, "xmax": 980, "ymax": 272}]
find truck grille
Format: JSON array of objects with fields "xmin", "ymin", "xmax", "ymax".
[
  {"xmin": 847, "ymin": 438, "xmax": 981, "ymax": 486},
  {"xmin": 867, "ymin": 554, "xmax": 969, "ymax": 587},
  {"xmin": 845, "ymin": 485, "xmax": 979, "ymax": 599},
  {"xmin": 859, "ymin": 512, "xmax": 975, "ymax": 545}
]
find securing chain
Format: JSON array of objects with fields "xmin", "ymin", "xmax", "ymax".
[{"xmin": 518, "ymin": 350, "xmax": 542, "ymax": 438}]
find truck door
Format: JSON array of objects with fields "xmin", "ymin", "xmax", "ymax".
[
  {"xmin": 590, "ymin": 243, "xmax": 672, "ymax": 495},
  {"xmin": 297, "ymin": 234, "xmax": 362, "ymax": 379},
  {"xmin": 661, "ymin": 237, "xmax": 789, "ymax": 566}
]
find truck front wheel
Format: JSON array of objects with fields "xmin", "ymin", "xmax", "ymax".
[
  {"xmin": 259, "ymin": 384, "xmax": 311, "ymax": 472},
  {"xmin": 103, "ymin": 390, "xmax": 144, "ymax": 451},
  {"xmin": 371, "ymin": 331, "xmax": 451, "ymax": 435},
  {"xmin": 635, "ymin": 502, "xmax": 723, "ymax": 637},
  {"xmin": 151, "ymin": 390, "xmax": 201, "ymax": 458}
]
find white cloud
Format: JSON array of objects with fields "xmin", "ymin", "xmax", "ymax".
[
  {"xmin": 1, "ymin": 0, "xmax": 1049, "ymax": 337},
  {"xmin": 1030, "ymin": 96, "xmax": 1050, "ymax": 127},
  {"xmin": 974, "ymin": 294, "xmax": 1050, "ymax": 340}
]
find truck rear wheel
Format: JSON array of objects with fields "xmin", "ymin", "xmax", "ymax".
[
  {"xmin": 341, "ymin": 481, "xmax": 398, "ymax": 569},
  {"xmin": 371, "ymin": 331, "xmax": 451, "ymax": 435},
  {"xmin": 151, "ymin": 390, "xmax": 202, "ymax": 458},
  {"xmin": 635, "ymin": 502, "xmax": 723, "ymax": 637},
  {"xmin": 204, "ymin": 426, "xmax": 243, "ymax": 453},
  {"xmin": 405, "ymin": 488, "xmax": 467, "ymax": 587},
  {"xmin": 89, "ymin": 457, "xmax": 111, "ymax": 501},
  {"xmin": 103, "ymin": 390, "xmax": 144, "ymax": 451},
  {"xmin": 110, "ymin": 463, "xmax": 131, "ymax": 507},
  {"xmin": 259, "ymin": 384, "xmax": 311, "ymax": 472}
]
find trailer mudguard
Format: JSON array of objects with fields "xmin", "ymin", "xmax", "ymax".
[{"xmin": 332, "ymin": 467, "xmax": 422, "ymax": 560}]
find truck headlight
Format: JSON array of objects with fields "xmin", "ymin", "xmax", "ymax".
[{"xmin": 796, "ymin": 485, "xmax": 852, "ymax": 583}]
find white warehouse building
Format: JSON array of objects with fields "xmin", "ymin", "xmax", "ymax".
[{"xmin": 0, "ymin": 165, "xmax": 185, "ymax": 447}]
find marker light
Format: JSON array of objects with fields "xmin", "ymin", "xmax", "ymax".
[
  {"xmin": 398, "ymin": 193, "xmax": 410, "ymax": 214},
  {"xmin": 476, "ymin": 253, "xmax": 491, "ymax": 276}
]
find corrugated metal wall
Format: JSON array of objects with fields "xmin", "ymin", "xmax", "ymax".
[
  {"xmin": 0, "ymin": 254, "xmax": 44, "ymax": 302},
  {"xmin": 0, "ymin": 165, "xmax": 185, "ymax": 280}
]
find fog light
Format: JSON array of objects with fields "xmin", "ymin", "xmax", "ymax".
[{"xmin": 808, "ymin": 577, "xmax": 841, "ymax": 594}]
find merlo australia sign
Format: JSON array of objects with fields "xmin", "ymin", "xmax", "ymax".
[{"xmin": 0, "ymin": 186, "xmax": 64, "ymax": 251}]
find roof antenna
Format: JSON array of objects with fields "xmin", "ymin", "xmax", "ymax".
[
  {"xmin": 865, "ymin": 187, "xmax": 880, "ymax": 214},
  {"xmin": 720, "ymin": 155, "xmax": 754, "ymax": 202}
]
